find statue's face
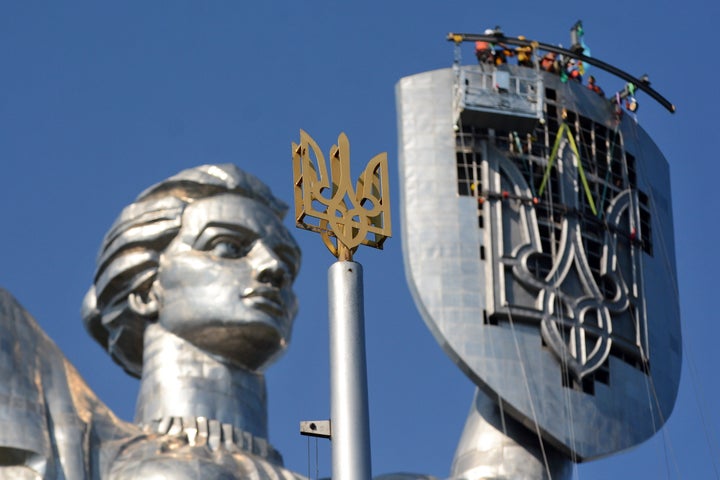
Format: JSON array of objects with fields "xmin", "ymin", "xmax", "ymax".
[{"xmin": 154, "ymin": 193, "xmax": 300, "ymax": 371}]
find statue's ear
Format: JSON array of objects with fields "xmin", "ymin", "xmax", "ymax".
[{"xmin": 128, "ymin": 285, "xmax": 160, "ymax": 318}]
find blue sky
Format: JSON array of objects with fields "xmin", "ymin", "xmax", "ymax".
[{"xmin": 1, "ymin": 2, "xmax": 717, "ymax": 478}]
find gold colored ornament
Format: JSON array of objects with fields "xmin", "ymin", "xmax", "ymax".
[{"xmin": 292, "ymin": 130, "xmax": 391, "ymax": 261}]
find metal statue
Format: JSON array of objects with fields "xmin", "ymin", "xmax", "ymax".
[{"xmin": 0, "ymin": 164, "xmax": 304, "ymax": 479}]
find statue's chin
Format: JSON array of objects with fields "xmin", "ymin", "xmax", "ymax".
[{"xmin": 181, "ymin": 323, "xmax": 286, "ymax": 372}]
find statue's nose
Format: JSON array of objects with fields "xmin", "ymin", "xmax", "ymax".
[{"xmin": 254, "ymin": 242, "xmax": 290, "ymax": 288}]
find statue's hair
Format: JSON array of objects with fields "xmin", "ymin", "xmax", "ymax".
[{"xmin": 81, "ymin": 164, "xmax": 289, "ymax": 378}]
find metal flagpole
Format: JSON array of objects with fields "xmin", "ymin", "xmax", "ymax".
[
  {"xmin": 329, "ymin": 260, "xmax": 371, "ymax": 480},
  {"xmin": 293, "ymin": 130, "xmax": 391, "ymax": 479}
]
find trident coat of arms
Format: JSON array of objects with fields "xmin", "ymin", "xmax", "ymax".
[{"xmin": 397, "ymin": 67, "xmax": 682, "ymax": 459}]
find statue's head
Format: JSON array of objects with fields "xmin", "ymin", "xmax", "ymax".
[{"xmin": 82, "ymin": 165, "xmax": 301, "ymax": 378}]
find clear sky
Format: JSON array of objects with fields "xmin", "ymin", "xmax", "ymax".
[{"xmin": 1, "ymin": 2, "xmax": 717, "ymax": 479}]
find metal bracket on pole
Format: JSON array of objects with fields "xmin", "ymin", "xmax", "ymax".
[{"xmin": 300, "ymin": 420, "xmax": 332, "ymax": 439}]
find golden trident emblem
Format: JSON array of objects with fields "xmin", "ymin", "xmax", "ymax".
[{"xmin": 292, "ymin": 130, "xmax": 392, "ymax": 261}]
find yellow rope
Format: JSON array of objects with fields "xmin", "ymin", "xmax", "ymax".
[{"xmin": 537, "ymin": 122, "xmax": 597, "ymax": 215}]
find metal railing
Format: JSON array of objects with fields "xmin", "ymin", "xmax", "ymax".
[{"xmin": 454, "ymin": 66, "xmax": 543, "ymax": 128}]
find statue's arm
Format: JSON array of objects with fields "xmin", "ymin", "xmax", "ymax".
[
  {"xmin": 0, "ymin": 288, "xmax": 137, "ymax": 479},
  {"xmin": 0, "ymin": 289, "xmax": 55, "ymax": 476}
]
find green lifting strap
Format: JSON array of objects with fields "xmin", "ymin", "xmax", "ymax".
[{"xmin": 537, "ymin": 122, "xmax": 597, "ymax": 216}]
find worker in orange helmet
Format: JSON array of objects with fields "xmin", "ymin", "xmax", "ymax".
[
  {"xmin": 474, "ymin": 28, "xmax": 496, "ymax": 64},
  {"xmin": 566, "ymin": 59, "xmax": 582, "ymax": 82},
  {"xmin": 540, "ymin": 51, "xmax": 559, "ymax": 73},
  {"xmin": 475, "ymin": 40, "xmax": 493, "ymax": 64},
  {"xmin": 587, "ymin": 76, "xmax": 604, "ymax": 96}
]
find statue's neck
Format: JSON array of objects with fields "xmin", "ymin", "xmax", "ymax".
[{"xmin": 134, "ymin": 323, "xmax": 268, "ymax": 440}]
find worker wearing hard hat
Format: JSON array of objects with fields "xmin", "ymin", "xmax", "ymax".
[
  {"xmin": 516, "ymin": 36, "xmax": 533, "ymax": 67},
  {"xmin": 474, "ymin": 28, "xmax": 496, "ymax": 65}
]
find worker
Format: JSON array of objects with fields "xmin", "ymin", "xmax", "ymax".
[
  {"xmin": 565, "ymin": 59, "xmax": 582, "ymax": 82},
  {"xmin": 540, "ymin": 52, "xmax": 559, "ymax": 73},
  {"xmin": 494, "ymin": 43, "xmax": 514, "ymax": 65},
  {"xmin": 516, "ymin": 36, "xmax": 533, "ymax": 67},
  {"xmin": 587, "ymin": 76, "xmax": 604, "ymax": 96},
  {"xmin": 625, "ymin": 96, "xmax": 639, "ymax": 113},
  {"xmin": 474, "ymin": 28, "xmax": 495, "ymax": 64},
  {"xmin": 475, "ymin": 40, "xmax": 493, "ymax": 64}
]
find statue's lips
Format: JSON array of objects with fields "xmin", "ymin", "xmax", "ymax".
[{"xmin": 242, "ymin": 286, "xmax": 285, "ymax": 316}]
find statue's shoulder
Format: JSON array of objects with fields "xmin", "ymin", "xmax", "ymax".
[
  {"xmin": 108, "ymin": 433, "xmax": 304, "ymax": 480},
  {"xmin": 0, "ymin": 287, "xmax": 68, "ymax": 474},
  {"xmin": 374, "ymin": 474, "xmax": 440, "ymax": 480},
  {"xmin": 0, "ymin": 287, "xmax": 47, "ymax": 342},
  {"xmin": 0, "ymin": 287, "xmax": 138, "ymax": 479}
]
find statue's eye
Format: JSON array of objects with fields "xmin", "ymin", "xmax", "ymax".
[{"xmin": 209, "ymin": 237, "xmax": 254, "ymax": 259}]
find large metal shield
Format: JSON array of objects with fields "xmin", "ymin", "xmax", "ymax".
[{"xmin": 396, "ymin": 67, "xmax": 681, "ymax": 460}]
